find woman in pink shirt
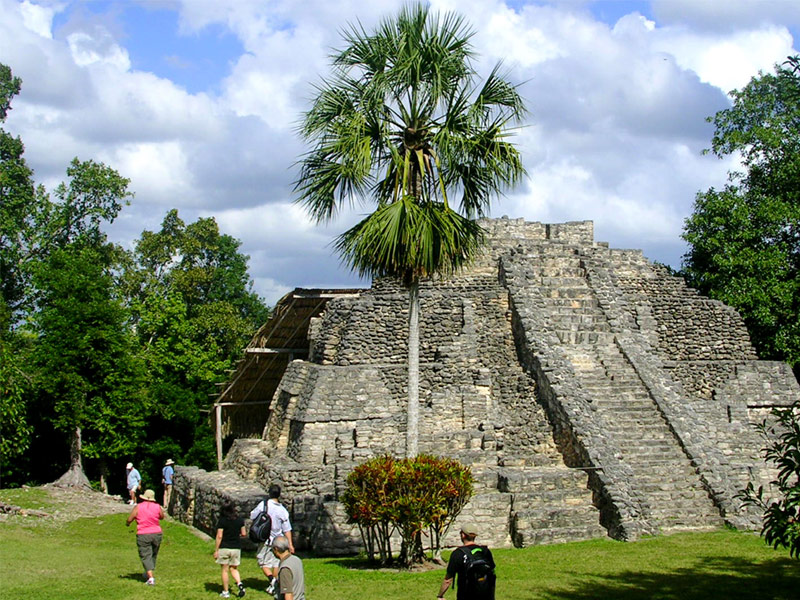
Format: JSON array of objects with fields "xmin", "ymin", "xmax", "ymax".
[{"xmin": 126, "ymin": 489, "xmax": 165, "ymax": 585}]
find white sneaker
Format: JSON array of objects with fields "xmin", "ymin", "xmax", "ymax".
[
  {"xmin": 220, "ymin": 592, "xmax": 230, "ymax": 598},
  {"xmin": 145, "ymin": 578, "xmax": 155, "ymax": 586}
]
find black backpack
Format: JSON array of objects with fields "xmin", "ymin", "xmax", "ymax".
[
  {"xmin": 248, "ymin": 500, "xmax": 272, "ymax": 543},
  {"xmin": 460, "ymin": 545, "xmax": 496, "ymax": 599}
]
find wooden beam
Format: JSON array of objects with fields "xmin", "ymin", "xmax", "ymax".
[
  {"xmin": 214, "ymin": 401, "xmax": 270, "ymax": 407},
  {"xmin": 292, "ymin": 292, "xmax": 361, "ymax": 299},
  {"xmin": 245, "ymin": 347, "xmax": 308, "ymax": 354}
]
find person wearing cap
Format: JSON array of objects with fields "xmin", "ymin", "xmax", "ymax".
[
  {"xmin": 126, "ymin": 462, "xmax": 142, "ymax": 505},
  {"xmin": 126, "ymin": 489, "xmax": 165, "ymax": 586},
  {"xmin": 161, "ymin": 459, "xmax": 175, "ymax": 509},
  {"xmin": 436, "ymin": 523, "xmax": 496, "ymax": 600}
]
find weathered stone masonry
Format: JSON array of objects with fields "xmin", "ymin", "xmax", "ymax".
[{"xmin": 171, "ymin": 217, "xmax": 798, "ymax": 553}]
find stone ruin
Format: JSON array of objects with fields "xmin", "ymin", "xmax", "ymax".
[{"xmin": 170, "ymin": 217, "xmax": 799, "ymax": 554}]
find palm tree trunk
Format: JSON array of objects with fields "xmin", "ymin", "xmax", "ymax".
[{"xmin": 406, "ymin": 280, "xmax": 420, "ymax": 457}]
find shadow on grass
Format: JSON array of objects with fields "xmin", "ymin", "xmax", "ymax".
[
  {"xmin": 119, "ymin": 572, "xmax": 147, "ymax": 582},
  {"xmin": 539, "ymin": 556, "xmax": 799, "ymax": 600},
  {"xmin": 320, "ymin": 555, "xmax": 446, "ymax": 572},
  {"xmin": 200, "ymin": 576, "xmax": 266, "ymax": 594}
]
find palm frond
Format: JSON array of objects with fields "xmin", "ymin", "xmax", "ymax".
[{"xmin": 334, "ymin": 196, "xmax": 485, "ymax": 283}]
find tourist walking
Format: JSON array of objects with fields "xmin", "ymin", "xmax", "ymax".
[
  {"xmin": 126, "ymin": 462, "xmax": 141, "ymax": 504},
  {"xmin": 436, "ymin": 524, "xmax": 496, "ymax": 600},
  {"xmin": 126, "ymin": 489, "xmax": 165, "ymax": 586},
  {"xmin": 214, "ymin": 500, "xmax": 247, "ymax": 598},
  {"xmin": 270, "ymin": 535, "xmax": 305, "ymax": 600},
  {"xmin": 162, "ymin": 458, "xmax": 175, "ymax": 508},
  {"xmin": 249, "ymin": 484, "xmax": 294, "ymax": 595}
]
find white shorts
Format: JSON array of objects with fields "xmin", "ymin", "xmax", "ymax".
[{"xmin": 256, "ymin": 543, "xmax": 279, "ymax": 568}]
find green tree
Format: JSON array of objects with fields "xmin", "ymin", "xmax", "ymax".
[
  {"xmin": 0, "ymin": 64, "xmax": 140, "ymax": 488},
  {"xmin": 32, "ymin": 244, "xmax": 149, "ymax": 489},
  {"xmin": 0, "ymin": 337, "xmax": 33, "ymax": 483},
  {"xmin": 0, "ymin": 63, "xmax": 47, "ymax": 330},
  {"xmin": 296, "ymin": 4, "xmax": 526, "ymax": 456},
  {"xmin": 738, "ymin": 400, "xmax": 800, "ymax": 558},
  {"xmin": 123, "ymin": 210, "xmax": 270, "ymax": 474},
  {"xmin": 682, "ymin": 57, "xmax": 800, "ymax": 378}
]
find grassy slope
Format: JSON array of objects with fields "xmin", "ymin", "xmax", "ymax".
[{"xmin": 1, "ymin": 488, "xmax": 797, "ymax": 600}]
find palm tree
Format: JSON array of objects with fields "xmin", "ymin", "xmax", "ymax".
[{"xmin": 295, "ymin": 3, "xmax": 526, "ymax": 457}]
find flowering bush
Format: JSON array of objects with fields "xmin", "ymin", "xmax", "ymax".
[{"xmin": 341, "ymin": 454, "xmax": 473, "ymax": 566}]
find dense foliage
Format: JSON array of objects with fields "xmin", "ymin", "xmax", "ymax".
[
  {"xmin": 0, "ymin": 64, "xmax": 269, "ymax": 491},
  {"xmin": 738, "ymin": 401, "xmax": 800, "ymax": 559},
  {"xmin": 682, "ymin": 57, "xmax": 800, "ymax": 378},
  {"xmin": 341, "ymin": 454, "xmax": 473, "ymax": 566},
  {"xmin": 296, "ymin": 4, "xmax": 526, "ymax": 456}
]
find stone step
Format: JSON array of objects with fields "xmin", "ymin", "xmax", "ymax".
[
  {"xmin": 512, "ymin": 504, "xmax": 600, "ymax": 530},
  {"xmin": 538, "ymin": 276, "xmax": 589, "ymax": 287},
  {"xmin": 547, "ymin": 313, "xmax": 608, "ymax": 327},
  {"xmin": 591, "ymin": 401, "xmax": 661, "ymax": 412},
  {"xmin": 511, "ymin": 489, "xmax": 595, "ymax": 507},
  {"xmin": 647, "ymin": 510, "xmax": 722, "ymax": 526},
  {"xmin": 543, "ymin": 297, "xmax": 600, "ymax": 309},
  {"xmin": 636, "ymin": 481, "xmax": 711, "ymax": 497},
  {"xmin": 528, "ymin": 267, "xmax": 586, "ymax": 278},
  {"xmin": 512, "ymin": 523, "xmax": 608, "ymax": 547},
  {"xmin": 498, "ymin": 467, "xmax": 590, "ymax": 493},
  {"xmin": 555, "ymin": 331, "xmax": 616, "ymax": 344},
  {"xmin": 580, "ymin": 381, "xmax": 647, "ymax": 393}
]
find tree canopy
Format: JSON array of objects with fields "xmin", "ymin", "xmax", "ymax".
[
  {"xmin": 0, "ymin": 63, "xmax": 270, "ymax": 491},
  {"xmin": 682, "ymin": 56, "xmax": 800, "ymax": 378}
]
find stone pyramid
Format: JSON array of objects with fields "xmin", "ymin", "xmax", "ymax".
[{"xmin": 170, "ymin": 218, "xmax": 798, "ymax": 553}]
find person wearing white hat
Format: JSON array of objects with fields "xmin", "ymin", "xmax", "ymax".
[
  {"xmin": 161, "ymin": 459, "xmax": 175, "ymax": 509},
  {"xmin": 126, "ymin": 489, "xmax": 165, "ymax": 585},
  {"xmin": 126, "ymin": 462, "xmax": 142, "ymax": 505}
]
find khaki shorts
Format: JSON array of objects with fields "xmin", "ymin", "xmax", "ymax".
[
  {"xmin": 216, "ymin": 548, "xmax": 242, "ymax": 566},
  {"xmin": 257, "ymin": 543, "xmax": 279, "ymax": 568}
]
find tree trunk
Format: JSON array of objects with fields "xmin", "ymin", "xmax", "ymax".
[
  {"xmin": 52, "ymin": 425, "xmax": 91, "ymax": 489},
  {"xmin": 98, "ymin": 458, "xmax": 109, "ymax": 494},
  {"xmin": 406, "ymin": 281, "xmax": 420, "ymax": 458}
]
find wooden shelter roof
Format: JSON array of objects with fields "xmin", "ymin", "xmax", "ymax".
[{"xmin": 214, "ymin": 288, "xmax": 363, "ymax": 439}]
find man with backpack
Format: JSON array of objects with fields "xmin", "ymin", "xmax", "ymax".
[
  {"xmin": 436, "ymin": 524, "xmax": 496, "ymax": 600},
  {"xmin": 249, "ymin": 484, "xmax": 294, "ymax": 595}
]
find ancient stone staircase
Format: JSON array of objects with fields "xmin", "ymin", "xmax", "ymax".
[
  {"xmin": 420, "ymin": 274, "xmax": 606, "ymax": 547},
  {"xmin": 506, "ymin": 241, "xmax": 723, "ymax": 534}
]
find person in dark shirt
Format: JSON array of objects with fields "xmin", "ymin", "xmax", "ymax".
[
  {"xmin": 437, "ymin": 523, "xmax": 496, "ymax": 600},
  {"xmin": 214, "ymin": 501, "xmax": 247, "ymax": 598}
]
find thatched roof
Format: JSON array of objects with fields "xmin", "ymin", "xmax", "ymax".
[{"xmin": 214, "ymin": 288, "xmax": 363, "ymax": 439}]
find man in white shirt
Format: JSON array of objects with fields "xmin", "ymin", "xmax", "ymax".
[{"xmin": 250, "ymin": 484, "xmax": 294, "ymax": 595}]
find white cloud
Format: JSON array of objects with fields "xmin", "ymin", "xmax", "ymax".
[
  {"xmin": 651, "ymin": 25, "xmax": 796, "ymax": 93},
  {"xmin": 1, "ymin": 0, "xmax": 797, "ymax": 304},
  {"xmin": 652, "ymin": 0, "xmax": 800, "ymax": 31},
  {"xmin": 18, "ymin": 0, "xmax": 57, "ymax": 39}
]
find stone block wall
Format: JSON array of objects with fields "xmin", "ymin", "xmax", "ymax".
[{"xmin": 169, "ymin": 218, "xmax": 799, "ymax": 554}]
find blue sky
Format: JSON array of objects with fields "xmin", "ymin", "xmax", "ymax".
[
  {"xmin": 50, "ymin": 1, "xmax": 243, "ymax": 94},
  {"xmin": 2, "ymin": 0, "xmax": 799, "ymax": 304}
]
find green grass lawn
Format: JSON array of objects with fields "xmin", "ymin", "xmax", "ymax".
[{"xmin": 1, "ymin": 488, "xmax": 797, "ymax": 600}]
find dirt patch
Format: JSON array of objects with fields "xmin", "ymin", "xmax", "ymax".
[{"xmin": 0, "ymin": 484, "xmax": 130, "ymax": 524}]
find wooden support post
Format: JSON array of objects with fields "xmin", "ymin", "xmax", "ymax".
[{"xmin": 215, "ymin": 403, "xmax": 223, "ymax": 471}]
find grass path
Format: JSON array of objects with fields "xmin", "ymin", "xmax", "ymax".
[{"xmin": 1, "ymin": 487, "xmax": 797, "ymax": 599}]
